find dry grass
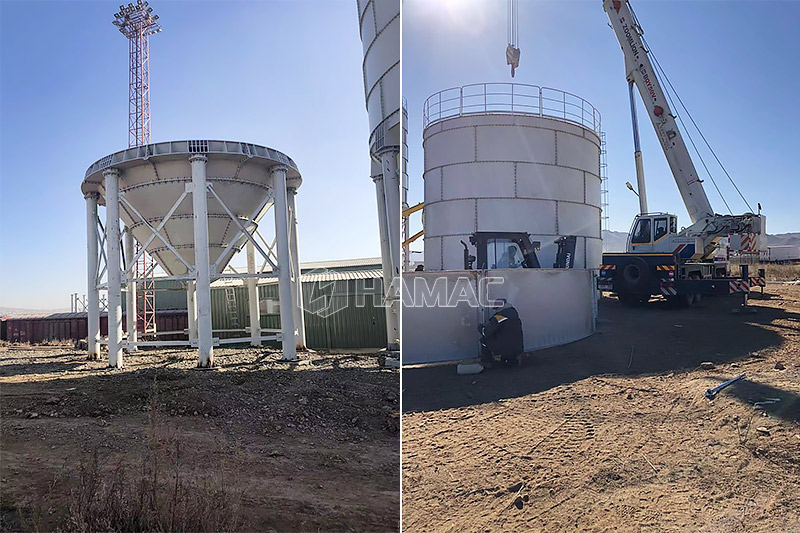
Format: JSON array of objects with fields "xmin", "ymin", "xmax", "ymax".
[
  {"xmin": 760, "ymin": 263, "xmax": 800, "ymax": 281},
  {"xmin": 19, "ymin": 376, "xmax": 244, "ymax": 533}
]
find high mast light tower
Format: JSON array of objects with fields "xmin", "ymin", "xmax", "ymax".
[
  {"xmin": 113, "ymin": 1, "xmax": 161, "ymax": 337},
  {"xmin": 113, "ymin": 0, "xmax": 161, "ymax": 147}
]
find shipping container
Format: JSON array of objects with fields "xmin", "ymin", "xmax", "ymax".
[{"xmin": 767, "ymin": 245, "xmax": 800, "ymax": 264}]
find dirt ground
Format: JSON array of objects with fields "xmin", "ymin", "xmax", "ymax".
[
  {"xmin": 402, "ymin": 284, "xmax": 800, "ymax": 532},
  {"xmin": 0, "ymin": 346, "xmax": 399, "ymax": 532}
]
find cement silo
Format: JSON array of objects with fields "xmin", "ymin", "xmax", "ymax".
[
  {"xmin": 356, "ymin": 0, "xmax": 401, "ymax": 351},
  {"xmin": 403, "ymin": 83, "xmax": 602, "ymax": 365},
  {"xmin": 82, "ymin": 140, "xmax": 304, "ymax": 368}
]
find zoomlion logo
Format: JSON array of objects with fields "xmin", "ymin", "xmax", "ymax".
[
  {"xmin": 618, "ymin": 14, "xmax": 658, "ymax": 105},
  {"xmin": 621, "ymin": 19, "xmax": 639, "ymax": 59}
]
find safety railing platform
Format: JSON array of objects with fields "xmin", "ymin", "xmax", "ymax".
[{"xmin": 423, "ymin": 83, "xmax": 601, "ymax": 134}]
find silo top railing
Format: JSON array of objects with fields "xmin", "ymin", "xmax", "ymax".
[{"xmin": 422, "ymin": 83, "xmax": 601, "ymax": 135}]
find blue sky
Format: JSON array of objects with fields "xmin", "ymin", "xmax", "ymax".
[
  {"xmin": 403, "ymin": 0, "xmax": 800, "ymax": 254},
  {"xmin": 0, "ymin": 0, "xmax": 376, "ymax": 309}
]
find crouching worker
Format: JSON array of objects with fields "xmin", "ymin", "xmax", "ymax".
[{"xmin": 478, "ymin": 298, "xmax": 524, "ymax": 368}]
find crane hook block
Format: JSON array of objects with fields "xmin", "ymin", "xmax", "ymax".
[{"xmin": 506, "ymin": 44, "xmax": 520, "ymax": 77}]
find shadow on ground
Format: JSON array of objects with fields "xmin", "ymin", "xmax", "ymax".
[
  {"xmin": 723, "ymin": 378, "xmax": 800, "ymax": 423},
  {"xmin": 403, "ymin": 292, "xmax": 799, "ymax": 413}
]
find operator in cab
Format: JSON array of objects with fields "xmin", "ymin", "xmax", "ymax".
[
  {"xmin": 478, "ymin": 298, "xmax": 525, "ymax": 368},
  {"xmin": 497, "ymin": 245, "xmax": 522, "ymax": 269}
]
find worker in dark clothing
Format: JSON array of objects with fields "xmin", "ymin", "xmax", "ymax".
[{"xmin": 478, "ymin": 299, "xmax": 524, "ymax": 368}]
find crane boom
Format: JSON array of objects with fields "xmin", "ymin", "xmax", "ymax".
[{"xmin": 603, "ymin": 0, "xmax": 714, "ymax": 224}]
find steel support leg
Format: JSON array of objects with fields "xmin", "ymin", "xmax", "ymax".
[
  {"xmin": 271, "ymin": 166, "xmax": 297, "ymax": 361},
  {"xmin": 287, "ymin": 187, "xmax": 306, "ymax": 349},
  {"xmin": 372, "ymin": 173, "xmax": 398, "ymax": 351},
  {"xmin": 186, "ymin": 280, "xmax": 197, "ymax": 342},
  {"xmin": 246, "ymin": 241, "xmax": 261, "ymax": 347},
  {"xmin": 124, "ymin": 228, "xmax": 138, "ymax": 352},
  {"xmin": 85, "ymin": 192, "xmax": 100, "ymax": 360},
  {"xmin": 190, "ymin": 154, "xmax": 214, "ymax": 367},
  {"xmin": 373, "ymin": 151, "xmax": 401, "ymax": 351},
  {"xmin": 104, "ymin": 168, "xmax": 124, "ymax": 368}
]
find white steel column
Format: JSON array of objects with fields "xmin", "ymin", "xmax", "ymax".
[
  {"xmin": 287, "ymin": 187, "xmax": 306, "ymax": 349},
  {"xmin": 373, "ymin": 163, "xmax": 400, "ymax": 351},
  {"xmin": 85, "ymin": 192, "xmax": 100, "ymax": 360},
  {"xmin": 271, "ymin": 166, "xmax": 297, "ymax": 361},
  {"xmin": 124, "ymin": 228, "xmax": 138, "ymax": 351},
  {"xmin": 190, "ymin": 154, "xmax": 214, "ymax": 367},
  {"xmin": 104, "ymin": 168, "xmax": 124, "ymax": 368},
  {"xmin": 382, "ymin": 150, "xmax": 401, "ymax": 350},
  {"xmin": 381, "ymin": 150, "xmax": 402, "ymax": 278},
  {"xmin": 246, "ymin": 241, "xmax": 261, "ymax": 347},
  {"xmin": 186, "ymin": 280, "xmax": 197, "ymax": 342}
]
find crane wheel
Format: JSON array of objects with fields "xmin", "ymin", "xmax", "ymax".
[{"xmin": 617, "ymin": 257, "xmax": 652, "ymax": 301}]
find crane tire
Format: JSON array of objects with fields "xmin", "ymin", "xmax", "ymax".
[{"xmin": 617, "ymin": 257, "xmax": 653, "ymax": 297}]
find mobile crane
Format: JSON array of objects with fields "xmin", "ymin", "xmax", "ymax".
[{"xmin": 597, "ymin": 0, "xmax": 766, "ymax": 306}]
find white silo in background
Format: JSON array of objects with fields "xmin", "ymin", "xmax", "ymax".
[{"xmin": 356, "ymin": 0, "xmax": 401, "ymax": 351}]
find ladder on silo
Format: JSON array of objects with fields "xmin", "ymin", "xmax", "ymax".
[
  {"xmin": 225, "ymin": 287, "xmax": 239, "ymax": 328},
  {"xmin": 600, "ymin": 132, "xmax": 610, "ymax": 250}
]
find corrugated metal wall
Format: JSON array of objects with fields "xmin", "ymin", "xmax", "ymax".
[{"xmin": 208, "ymin": 280, "xmax": 388, "ymax": 349}]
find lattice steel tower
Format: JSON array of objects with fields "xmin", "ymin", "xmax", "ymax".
[
  {"xmin": 113, "ymin": 1, "xmax": 161, "ymax": 336},
  {"xmin": 113, "ymin": 1, "xmax": 161, "ymax": 147}
]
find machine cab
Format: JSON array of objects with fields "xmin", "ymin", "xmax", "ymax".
[
  {"xmin": 626, "ymin": 213, "xmax": 678, "ymax": 253},
  {"xmin": 465, "ymin": 232, "xmax": 542, "ymax": 270}
]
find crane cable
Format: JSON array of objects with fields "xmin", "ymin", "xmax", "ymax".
[
  {"xmin": 506, "ymin": 0, "xmax": 520, "ymax": 77},
  {"xmin": 649, "ymin": 48, "xmax": 754, "ymax": 214},
  {"xmin": 649, "ymin": 47, "xmax": 734, "ymax": 214},
  {"xmin": 630, "ymin": 2, "xmax": 754, "ymax": 214},
  {"xmin": 508, "ymin": 0, "xmax": 518, "ymax": 48}
]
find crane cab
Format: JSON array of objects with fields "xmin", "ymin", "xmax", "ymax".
[{"xmin": 626, "ymin": 213, "xmax": 681, "ymax": 254}]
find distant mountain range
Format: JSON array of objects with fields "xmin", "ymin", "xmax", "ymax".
[{"xmin": 601, "ymin": 230, "xmax": 800, "ymax": 253}]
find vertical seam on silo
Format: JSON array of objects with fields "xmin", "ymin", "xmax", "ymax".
[
  {"xmin": 598, "ymin": 208, "xmax": 602, "ymax": 241},
  {"xmin": 474, "ymin": 199, "xmax": 478, "ymax": 233},
  {"xmin": 474, "ymin": 126, "xmax": 478, "ymax": 162},
  {"xmin": 554, "ymin": 131, "xmax": 558, "ymax": 166},
  {"xmin": 555, "ymin": 201, "xmax": 559, "ymax": 234},
  {"xmin": 379, "ymin": 79, "xmax": 385, "ymax": 130},
  {"xmin": 440, "ymin": 167, "xmax": 444, "ymax": 202},
  {"xmin": 584, "ymin": 236, "xmax": 588, "ymax": 268},
  {"xmin": 514, "ymin": 162, "xmax": 518, "ymax": 197},
  {"xmin": 584, "ymin": 171, "xmax": 587, "ymax": 204}
]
